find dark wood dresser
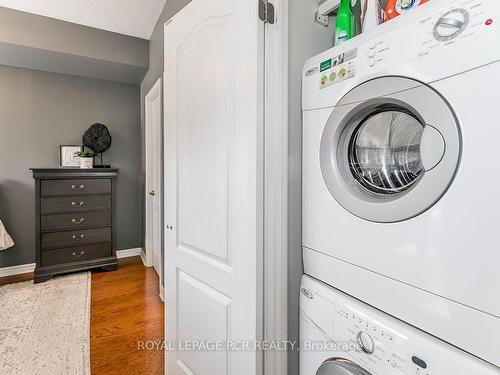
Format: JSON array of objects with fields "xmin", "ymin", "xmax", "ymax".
[{"xmin": 31, "ymin": 168, "xmax": 119, "ymax": 283}]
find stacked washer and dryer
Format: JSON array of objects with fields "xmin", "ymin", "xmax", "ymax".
[{"xmin": 300, "ymin": 0, "xmax": 500, "ymax": 374}]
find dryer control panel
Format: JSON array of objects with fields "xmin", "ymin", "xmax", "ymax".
[
  {"xmin": 302, "ymin": 0, "xmax": 500, "ymax": 111},
  {"xmin": 360, "ymin": 0, "xmax": 494, "ymax": 71}
]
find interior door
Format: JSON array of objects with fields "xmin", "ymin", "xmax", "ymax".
[
  {"xmin": 164, "ymin": 0, "xmax": 264, "ymax": 374},
  {"xmin": 145, "ymin": 78, "xmax": 163, "ymax": 278}
]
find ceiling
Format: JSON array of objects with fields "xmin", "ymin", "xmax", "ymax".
[{"xmin": 0, "ymin": 0, "xmax": 167, "ymax": 39}]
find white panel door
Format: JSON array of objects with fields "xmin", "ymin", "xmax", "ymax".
[
  {"xmin": 145, "ymin": 78, "xmax": 163, "ymax": 279},
  {"xmin": 164, "ymin": 0, "xmax": 264, "ymax": 374}
]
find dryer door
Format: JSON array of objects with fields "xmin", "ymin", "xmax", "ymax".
[
  {"xmin": 320, "ymin": 76, "xmax": 461, "ymax": 223},
  {"xmin": 316, "ymin": 358, "xmax": 372, "ymax": 375}
]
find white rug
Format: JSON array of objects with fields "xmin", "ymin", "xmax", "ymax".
[{"xmin": 0, "ymin": 272, "xmax": 90, "ymax": 375}]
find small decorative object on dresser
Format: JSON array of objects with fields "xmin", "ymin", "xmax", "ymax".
[
  {"xmin": 83, "ymin": 123, "xmax": 112, "ymax": 168},
  {"xmin": 59, "ymin": 145, "xmax": 82, "ymax": 167},
  {"xmin": 31, "ymin": 168, "xmax": 119, "ymax": 283},
  {"xmin": 74, "ymin": 150, "xmax": 96, "ymax": 169}
]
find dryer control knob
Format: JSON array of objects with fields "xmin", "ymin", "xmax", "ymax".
[
  {"xmin": 433, "ymin": 8, "xmax": 469, "ymax": 41},
  {"xmin": 357, "ymin": 331, "xmax": 375, "ymax": 354}
]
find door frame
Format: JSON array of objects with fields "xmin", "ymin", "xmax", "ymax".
[
  {"xmin": 145, "ymin": 77, "xmax": 164, "ymax": 291},
  {"xmin": 263, "ymin": 0, "xmax": 288, "ymax": 374}
]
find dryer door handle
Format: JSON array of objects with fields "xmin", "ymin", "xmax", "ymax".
[{"xmin": 421, "ymin": 124, "xmax": 446, "ymax": 172}]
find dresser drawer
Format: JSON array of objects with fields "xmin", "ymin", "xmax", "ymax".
[
  {"xmin": 41, "ymin": 243, "xmax": 112, "ymax": 267},
  {"xmin": 41, "ymin": 212, "xmax": 112, "ymax": 231},
  {"xmin": 41, "ymin": 196, "xmax": 111, "ymax": 214},
  {"xmin": 41, "ymin": 227, "xmax": 111, "ymax": 249},
  {"xmin": 41, "ymin": 179, "xmax": 111, "ymax": 196}
]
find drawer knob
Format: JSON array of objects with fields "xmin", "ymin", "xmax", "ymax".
[
  {"xmin": 72, "ymin": 234, "xmax": 85, "ymax": 240},
  {"xmin": 71, "ymin": 201, "xmax": 85, "ymax": 207},
  {"xmin": 72, "ymin": 250, "xmax": 85, "ymax": 258},
  {"xmin": 71, "ymin": 184, "xmax": 85, "ymax": 191},
  {"xmin": 72, "ymin": 218, "xmax": 85, "ymax": 224}
]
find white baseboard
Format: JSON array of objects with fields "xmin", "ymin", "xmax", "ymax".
[
  {"xmin": 116, "ymin": 247, "xmax": 143, "ymax": 259},
  {"xmin": 0, "ymin": 248, "xmax": 143, "ymax": 278},
  {"xmin": 140, "ymin": 249, "xmax": 149, "ymax": 267},
  {"xmin": 160, "ymin": 285, "xmax": 165, "ymax": 302},
  {"xmin": 0, "ymin": 263, "xmax": 36, "ymax": 278}
]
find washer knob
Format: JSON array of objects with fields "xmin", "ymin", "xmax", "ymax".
[
  {"xmin": 433, "ymin": 8, "xmax": 469, "ymax": 41},
  {"xmin": 357, "ymin": 331, "xmax": 375, "ymax": 354}
]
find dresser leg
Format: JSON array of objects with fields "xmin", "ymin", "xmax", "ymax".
[
  {"xmin": 101, "ymin": 264, "xmax": 118, "ymax": 272},
  {"xmin": 34, "ymin": 274, "xmax": 54, "ymax": 284}
]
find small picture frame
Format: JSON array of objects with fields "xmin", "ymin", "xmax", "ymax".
[{"xmin": 59, "ymin": 145, "xmax": 82, "ymax": 167}]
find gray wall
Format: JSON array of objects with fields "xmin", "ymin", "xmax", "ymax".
[
  {"xmin": 0, "ymin": 65, "xmax": 142, "ymax": 268},
  {"xmin": 0, "ymin": 6, "xmax": 149, "ymax": 84},
  {"xmin": 288, "ymin": 2, "xmax": 334, "ymax": 373},
  {"xmin": 140, "ymin": 0, "xmax": 191, "ymax": 262}
]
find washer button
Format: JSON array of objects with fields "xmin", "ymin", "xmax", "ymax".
[
  {"xmin": 368, "ymin": 50, "xmax": 376, "ymax": 58},
  {"xmin": 368, "ymin": 59, "xmax": 376, "ymax": 67},
  {"xmin": 411, "ymin": 356, "xmax": 428, "ymax": 369}
]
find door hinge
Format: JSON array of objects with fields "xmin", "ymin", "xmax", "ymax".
[{"xmin": 259, "ymin": 0, "xmax": 275, "ymax": 24}]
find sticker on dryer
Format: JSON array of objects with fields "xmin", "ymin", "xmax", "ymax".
[
  {"xmin": 319, "ymin": 61, "xmax": 356, "ymax": 89},
  {"xmin": 320, "ymin": 59, "xmax": 332, "ymax": 72}
]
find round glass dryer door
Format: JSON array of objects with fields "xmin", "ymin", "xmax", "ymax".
[
  {"xmin": 316, "ymin": 358, "xmax": 371, "ymax": 375},
  {"xmin": 349, "ymin": 110, "xmax": 424, "ymax": 196},
  {"xmin": 320, "ymin": 77, "xmax": 461, "ymax": 223}
]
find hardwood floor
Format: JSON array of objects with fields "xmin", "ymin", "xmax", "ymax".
[
  {"xmin": 91, "ymin": 256, "xmax": 164, "ymax": 375},
  {"xmin": 0, "ymin": 271, "xmax": 33, "ymax": 286}
]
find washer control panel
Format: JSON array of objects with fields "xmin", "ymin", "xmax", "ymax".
[
  {"xmin": 334, "ymin": 305, "xmax": 411, "ymax": 374},
  {"xmin": 300, "ymin": 276, "xmax": 499, "ymax": 375}
]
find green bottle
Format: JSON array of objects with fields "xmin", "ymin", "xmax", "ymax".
[{"xmin": 335, "ymin": 0, "xmax": 355, "ymax": 46}]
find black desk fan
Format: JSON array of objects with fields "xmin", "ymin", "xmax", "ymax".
[{"xmin": 82, "ymin": 123, "xmax": 112, "ymax": 168}]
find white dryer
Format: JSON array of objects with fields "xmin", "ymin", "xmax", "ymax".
[
  {"xmin": 300, "ymin": 275, "xmax": 500, "ymax": 375},
  {"xmin": 302, "ymin": 0, "xmax": 500, "ymax": 367}
]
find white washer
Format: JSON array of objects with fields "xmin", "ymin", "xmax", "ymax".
[
  {"xmin": 300, "ymin": 275, "xmax": 500, "ymax": 375},
  {"xmin": 302, "ymin": 0, "xmax": 500, "ymax": 367}
]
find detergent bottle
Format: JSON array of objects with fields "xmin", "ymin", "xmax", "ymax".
[
  {"xmin": 335, "ymin": 0, "xmax": 355, "ymax": 45},
  {"xmin": 385, "ymin": 0, "xmax": 429, "ymax": 21},
  {"xmin": 362, "ymin": 0, "xmax": 383, "ymax": 32},
  {"xmin": 351, "ymin": 0, "xmax": 363, "ymax": 36}
]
